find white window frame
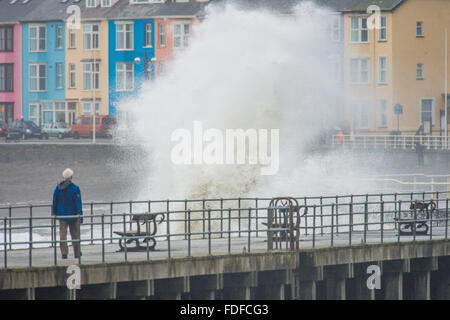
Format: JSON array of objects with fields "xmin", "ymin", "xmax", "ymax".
[
  {"xmin": 350, "ymin": 16, "xmax": 368, "ymax": 43},
  {"xmin": 420, "ymin": 98, "xmax": 435, "ymax": 126},
  {"xmin": 69, "ymin": 27, "xmax": 76, "ymax": 49},
  {"xmin": 416, "ymin": 63, "xmax": 424, "ymax": 80},
  {"xmin": 331, "ymin": 14, "xmax": 340, "ymax": 42},
  {"xmin": 144, "ymin": 23, "xmax": 152, "ymax": 47},
  {"xmin": 56, "ymin": 63, "xmax": 63, "ymax": 89},
  {"xmin": 378, "ymin": 56, "xmax": 387, "ymax": 84},
  {"xmin": 86, "ymin": 0, "xmax": 98, "ymax": 8},
  {"xmin": 378, "ymin": 99, "xmax": 388, "ymax": 128},
  {"xmin": 349, "ymin": 57, "xmax": 370, "ymax": 84},
  {"xmin": 29, "ymin": 24, "xmax": 46, "ymax": 52},
  {"xmin": 116, "ymin": 22, "xmax": 134, "ymax": 51},
  {"xmin": 353, "ymin": 100, "xmax": 370, "ymax": 130},
  {"xmin": 29, "ymin": 103, "xmax": 40, "ymax": 126},
  {"xmin": 83, "ymin": 23, "xmax": 100, "ymax": 50},
  {"xmin": 378, "ymin": 15, "xmax": 387, "ymax": 41},
  {"xmin": 116, "ymin": 62, "xmax": 134, "ymax": 92},
  {"xmin": 29, "ymin": 63, "xmax": 46, "ymax": 92},
  {"xmin": 82, "ymin": 101, "xmax": 100, "ymax": 116},
  {"xmin": 101, "ymin": 0, "xmax": 111, "ymax": 7},
  {"xmin": 173, "ymin": 21, "xmax": 190, "ymax": 49},
  {"xmin": 416, "ymin": 21, "xmax": 424, "ymax": 37},
  {"xmin": 69, "ymin": 63, "xmax": 76, "ymax": 88},
  {"xmin": 56, "ymin": 25, "xmax": 63, "ymax": 49},
  {"xmin": 83, "ymin": 62, "xmax": 100, "ymax": 91},
  {"xmin": 159, "ymin": 23, "xmax": 165, "ymax": 47}
]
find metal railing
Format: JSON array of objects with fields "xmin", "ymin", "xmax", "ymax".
[
  {"xmin": 0, "ymin": 191, "xmax": 449, "ymax": 268},
  {"xmin": 332, "ymin": 134, "xmax": 450, "ymax": 150}
]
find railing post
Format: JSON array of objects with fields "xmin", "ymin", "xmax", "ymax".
[
  {"xmin": 228, "ymin": 208, "xmax": 232, "ymax": 254},
  {"xmin": 110, "ymin": 202, "xmax": 113, "ymax": 244},
  {"xmin": 238, "ymin": 198, "xmax": 241, "ymax": 237},
  {"xmin": 188, "ymin": 209, "xmax": 191, "ymax": 257},
  {"xmin": 312, "ymin": 205, "xmax": 316, "ymax": 248},
  {"xmin": 445, "ymin": 199, "xmax": 448, "ymax": 240},
  {"xmin": 363, "ymin": 201, "xmax": 368, "ymax": 244},
  {"xmin": 220, "ymin": 198, "xmax": 224, "ymax": 238},
  {"xmin": 304, "ymin": 197, "xmax": 308, "ymax": 236},
  {"xmin": 331, "ymin": 203, "xmax": 334, "ymax": 247},
  {"xmin": 398, "ymin": 200, "xmax": 402, "ymax": 243},
  {"xmin": 350, "ymin": 195, "xmax": 354, "ymax": 232},
  {"xmin": 8, "ymin": 206, "xmax": 11, "ymax": 250},
  {"xmin": 255, "ymin": 198, "xmax": 259, "ymax": 238},
  {"xmin": 202, "ymin": 199, "xmax": 206, "ymax": 239},
  {"xmin": 184, "ymin": 200, "xmax": 188, "ymax": 240},
  {"xmin": 53, "ymin": 215, "xmax": 57, "ymax": 266},
  {"xmin": 320, "ymin": 196, "xmax": 323, "ymax": 235},
  {"xmin": 90, "ymin": 202, "xmax": 94, "ymax": 245},
  {"xmin": 248, "ymin": 208, "xmax": 251, "ymax": 253},
  {"xmin": 122, "ymin": 213, "xmax": 127, "ymax": 262},
  {"xmin": 208, "ymin": 209, "xmax": 211, "ymax": 255},
  {"xmin": 101, "ymin": 214, "xmax": 105, "ymax": 263},
  {"xmin": 167, "ymin": 200, "xmax": 171, "ymax": 258},
  {"xmin": 3, "ymin": 217, "xmax": 7, "ymax": 268},
  {"xmin": 380, "ymin": 201, "xmax": 384, "ymax": 244},
  {"xmin": 129, "ymin": 201, "xmax": 133, "ymax": 230},
  {"xmin": 29, "ymin": 215, "xmax": 32, "ymax": 268},
  {"xmin": 335, "ymin": 196, "xmax": 339, "ymax": 234}
]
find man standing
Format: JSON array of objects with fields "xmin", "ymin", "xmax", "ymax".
[{"xmin": 52, "ymin": 168, "xmax": 83, "ymax": 259}]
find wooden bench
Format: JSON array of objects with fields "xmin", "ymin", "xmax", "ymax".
[{"xmin": 114, "ymin": 212, "xmax": 165, "ymax": 252}]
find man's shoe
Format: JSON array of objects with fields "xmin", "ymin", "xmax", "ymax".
[{"xmin": 62, "ymin": 255, "xmax": 68, "ymax": 259}]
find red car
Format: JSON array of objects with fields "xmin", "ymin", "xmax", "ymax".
[
  {"xmin": 0, "ymin": 121, "xmax": 8, "ymax": 137},
  {"xmin": 71, "ymin": 115, "xmax": 117, "ymax": 139}
]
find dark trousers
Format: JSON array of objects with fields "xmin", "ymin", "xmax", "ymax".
[{"xmin": 59, "ymin": 220, "xmax": 80, "ymax": 257}]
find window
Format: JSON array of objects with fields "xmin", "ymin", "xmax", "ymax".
[
  {"xmin": 378, "ymin": 15, "xmax": 387, "ymax": 41},
  {"xmin": 350, "ymin": 57, "xmax": 370, "ymax": 84},
  {"xmin": 378, "ymin": 56, "xmax": 387, "ymax": 84},
  {"xmin": 159, "ymin": 23, "xmax": 165, "ymax": 47},
  {"xmin": 0, "ymin": 102, "xmax": 13, "ymax": 123},
  {"xmin": 101, "ymin": 0, "xmax": 111, "ymax": 7},
  {"xmin": 420, "ymin": 98, "xmax": 434, "ymax": 126},
  {"xmin": 86, "ymin": 0, "xmax": 97, "ymax": 8},
  {"xmin": 331, "ymin": 15, "xmax": 340, "ymax": 42},
  {"xmin": 29, "ymin": 63, "xmax": 46, "ymax": 92},
  {"xmin": 378, "ymin": 99, "xmax": 388, "ymax": 127},
  {"xmin": 173, "ymin": 22, "xmax": 190, "ymax": 48},
  {"xmin": 417, "ymin": 63, "xmax": 424, "ymax": 79},
  {"xmin": 56, "ymin": 25, "xmax": 63, "ymax": 49},
  {"xmin": 159, "ymin": 62, "xmax": 166, "ymax": 76},
  {"xmin": 0, "ymin": 64, "xmax": 13, "ymax": 92},
  {"xmin": 353, "ymin": 100, "xmax": 370, "ymax": 129},
  {"xmin": 29, "ymin": 25, "xmax": 46, "ymax": 52},
  {"xmin": 145, "ymin": 23, "xmax": 152, "ymax": 47},
  {"xmin": 116, "ymin": 62, "xmax": 134, "ymax": 91},
  {"xmin": 82, "ymin": 102, "xmax": 100, "ymax": 116},
  {"xmin": 56, "ymin": 63, "xmax": 63, "ymax": 89},
  {"xmin": 416, "ymin": 21, "xmax": 424, "ymax": 37},
  {"xmin": 116, "ymin": 22, "xmax": 134, "ymax": 50},
  {"xmin": 83, "ymin": 62, "xmax": 100, "ymax": 90},
  {"xmin": 69, "ymin": 64, "xmax": 76, "ymax": 88},
  {"xmin": 350, "ymin": 17, "xmax": 368, "ymax": 43},
  {"xmin": 83, "ymin": 23, "xmax": 99, "ymax": 50},
  {"xmin": 69, "ymin": 27, "xmax": 76, "ymax": 48},
  {"xmin": 0, "ymin": 26, "xmax": 13, "ymax": 52},
  {"xmin": 29, "ymin": 104, "xmax": 39, "ymax": 126}
]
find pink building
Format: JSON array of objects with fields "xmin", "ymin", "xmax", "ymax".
[{"xmin": 0, "ymin": 23, "xmax": 21, "ymax": 123}]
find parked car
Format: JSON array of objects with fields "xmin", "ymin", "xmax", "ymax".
[
  {"xmin": 0, "ymin": 121, "xmax": 8, "ymax": 137},
  {"xmin": 41, "ymin": 122, "xmax": 71, "ymax": 139},
  {"xmin": 6, "ymin": 120, "xmax": 47, "ymax": 140},
  {"xmin": 71, "ymin": 115, "xmax": 117, "ymax": 139}
]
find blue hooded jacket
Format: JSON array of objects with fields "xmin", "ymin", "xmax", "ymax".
[{"xmin": 52, "ymin": 180, "xmax": 83, "ymax": 222}]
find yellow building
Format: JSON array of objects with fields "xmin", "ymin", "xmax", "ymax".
[
  {"xmin": 65, "ymin": 18, "xmax": 109, "ymax": 120},
  {"xmin": 343, "ymin": 0, "xmax": 450, "ymax": 136}
]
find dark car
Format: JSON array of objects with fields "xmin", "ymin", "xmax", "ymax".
[
  {"xmin": 0, "ymin": 121, "xmax": 8, "ymax": 137},
  {"xmin": 6, "ymin": 120, "xmax": 47, "ymax": 140}
]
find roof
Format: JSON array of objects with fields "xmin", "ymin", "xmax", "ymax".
[
  {"xmin": 0, "ymin": 0, "xmax": 42, "ymax": 23},
  {"xmin": 339, "ymin": 0, "xmax": 405, "ymax": 12},
  {"xmin": 106, "ymin": 0, "xmax": 208, "ymax": 20}
]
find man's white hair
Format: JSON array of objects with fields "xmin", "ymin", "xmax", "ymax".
[{"xmin": 62, "ymin": 168, "xmax": 74, "ymax": 180}]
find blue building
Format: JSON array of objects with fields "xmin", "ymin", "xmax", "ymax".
[
  {"xmin": 108, "ymin": 18, "xmax": 156, "ymax": 117},
  {"xmin": 21, "ymin": 20, "xmax": 68, "ymax": 126}
]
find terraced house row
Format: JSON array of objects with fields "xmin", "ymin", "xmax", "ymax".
[
  {"xmin": 0, "ymin": 0, "xmax": 208, "ymax": 126},
  {"xmin": 0, "ymin": 0, "xmax": 449, "ymax": 136}
]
